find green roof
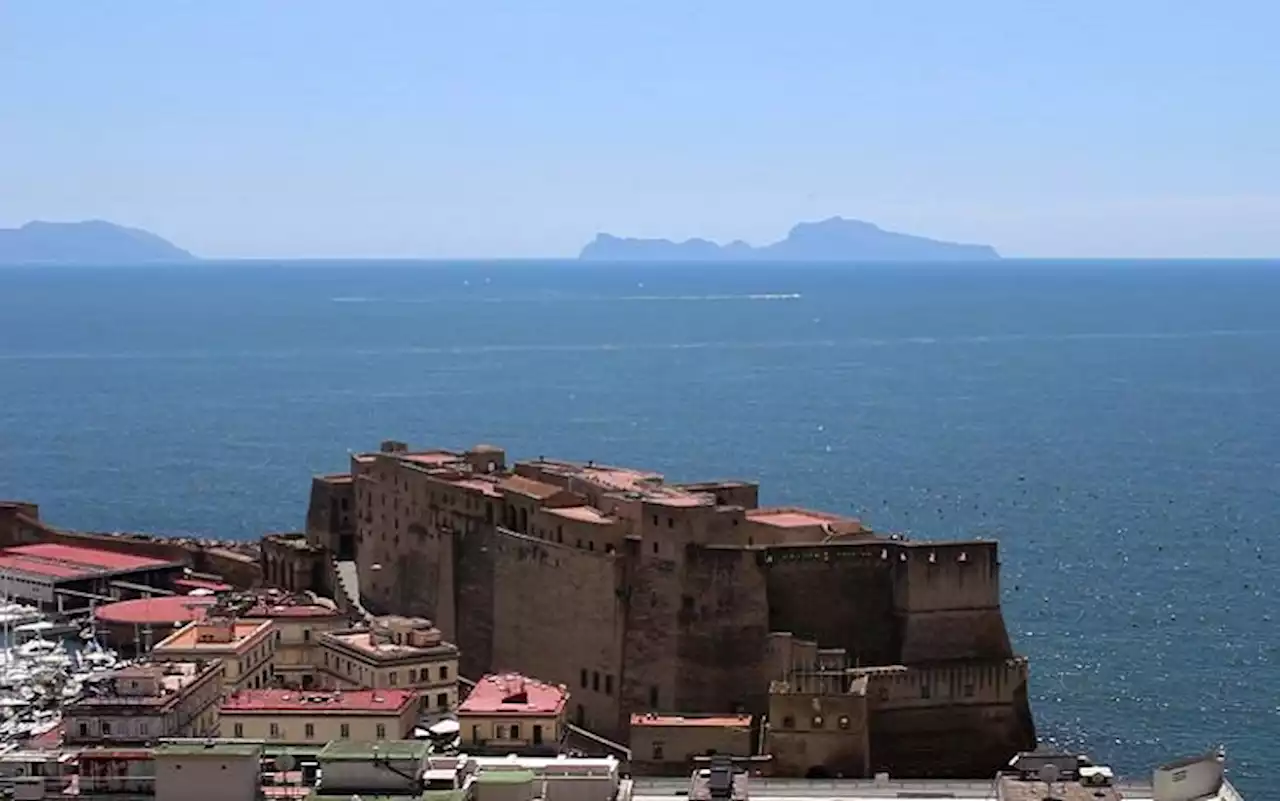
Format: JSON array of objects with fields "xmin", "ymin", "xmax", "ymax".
[
  {"xmin": 318, "ymin": 740, "xmax": 429, "ymax": 761},
  {"xmin": 308, "ymin": 795, "xmax": 425, "ymax": 801},
  {"xmin": 475, "ymin": 770, "xmax": 535, "ymax": 785},
  {"xmin": 154, "ymin": 741, "xmax": 264, "ymax": 758},
  {"xmin": 421, "ymin": 790, "xmax": 465, "ymax": 801}
]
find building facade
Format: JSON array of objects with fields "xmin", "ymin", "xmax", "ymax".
[
  {"xmin": 64, "ymin": 661, "xmax": 224, "ymax": 746},
  {"xmin": 318, "ymin": 616, "xmax": 459, "ymax": 713},
  {"xmin": 628, "ymin": 714, "xmax": 754, "ymax": 775},
  {"xmin": 458, "ymin": 673, "xmax": 569, "ymax": 755},
  {"xmin": 300, "ymin": 440, "xmax": 1035, "ymax": 777},
  {"xmin": 151, "ymin": 618, "xmax": 276, "ymax": 692},
  {"xmin": 218, "ymin": 689, "xmax": 419, "ymax": 743}
]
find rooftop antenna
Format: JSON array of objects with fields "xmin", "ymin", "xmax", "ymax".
[{"xmin": 1039, "ymin": 762, "xmax": 1060, "ymax": 801}]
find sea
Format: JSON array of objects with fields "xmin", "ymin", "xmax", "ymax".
[{"xmin": 0, "ymin": 260, "xmax": 1276, "ymax": 793}]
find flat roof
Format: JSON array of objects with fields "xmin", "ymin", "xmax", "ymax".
[
  {"xmin": 94, "ymin": 595, "xmax": 216, "ymax": 626},
  {"xmin": 324, "ymin": 629, "xmax": 457, "ymax": 661},
  {"xmin": 746, "ymin": 507, "xmax": 864, "ymax": 529},
  {"xmin": 545, "ymin": 506, "xmax": 613, "ymax": 525},
  {"xmin": 70, "ymin": 661, "xmax": 217, "ymax": 708},
  {"xmin": 222, "ymin": 689, "xmax": 416, "ymax": 714},
  {"xmin": 450, "ymin": 478, "xmax": 503, "ymax": 498},
  {"xmin": 0, "ymin": 543, "xmax": 175, "ymax": 581},
  {"xmin": 630, "ymin": 714, "xmax": 751, "ymax": 728},
  {"xmin": 154, "ymin": 741, "xmax": 263, "ymax": 757},
  {"xmin": 243, "ymin": 602, "xmax": 344, "ymax": 619},
  {"xmin": 400, "ymin": 451, "xmax": 463, "ymax": 467},
  {"xmin": 154, "ymin": 619, "xmax": 272, "ymax": 652},
  {"xmin": 318, "ymin": 739, "xmax": 428, "ymax": 760},
  {"xmin": 460, "ymin": 673, "xmax": 568, "ymax": 716}
]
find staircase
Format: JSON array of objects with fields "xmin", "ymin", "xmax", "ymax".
[{"xmin": 333, "ymin": 558, "xmax": 372, "ymax": 621}]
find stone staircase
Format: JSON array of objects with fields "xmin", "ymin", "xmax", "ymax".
[{"xmin": 333, "ymin": 558, "xmax": 372, "ymax": 621}]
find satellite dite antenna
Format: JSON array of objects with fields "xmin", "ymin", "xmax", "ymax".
[{"xmin": 1039, "ymin": 762, "xmax": 1060, "ymax": 800}]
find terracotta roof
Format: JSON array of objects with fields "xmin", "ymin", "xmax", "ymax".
[
  {"xmin": 221, "ymin": 689, "xmax": 416, "ymax": 713},
  {"xmin": 0, "ymin": 543, "xmax": 175, "ymax": 580},
  {"xmin": 94, "ymin": 595, "xmax": 216, "ymax": 625},
  {"xmin": 459, "ymin": 673, "xmax": 568, "ymax": 716},
  {"xmin": 546, "ymin": 506, "xmax": 613, "ymax": 525},
  {"xmin": 498, "ymin": 475, "xmax": 564, "ymax": 500}
]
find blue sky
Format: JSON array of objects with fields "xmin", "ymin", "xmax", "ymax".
[{"xmin": 3, "ymin": 2, "xmax": 1278, "ymax": 258}]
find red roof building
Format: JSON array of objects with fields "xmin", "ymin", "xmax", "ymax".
[
  {"xmin": 218, "ymin": 689, "xmax": 420, "ymax": 743},
  {"xmin": 0, "ymin": 542, "xmax": 184, "ymax": 614},
  {"xmin": 458, "ymin": 673, "xmax": 570, "ymax": 755}
]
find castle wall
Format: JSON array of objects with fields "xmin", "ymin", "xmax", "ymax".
[
  {"xmin": 859, "ymin": 660, "xmax": 1035, "ymax": 778},
  {"xmin": 620, "ymin": 537, "xmax": 682, "ymax": 732},
  {"xmin": 454, "ymin": 525, "xmax": 495, "ymax": 681},
  {"xmin": 762, "ymin": 544, "xmax": 899, "ymax": 666},
  {"xmin": 766, "ymin": 686, "xmax": 871, "ymax": 778},
  {"xmin": 489, "ymin": 527, "xmax": 626, "ymax": 737},
  {"xmin": 674, "ymin": 546, "xmax": 770, "ymax": 715},
  {"xmin": 891, "ymin": 541, "xmax": 1012, "ymax": 663}
]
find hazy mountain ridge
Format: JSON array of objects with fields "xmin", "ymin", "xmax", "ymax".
[
  {"xmin": 0, "ymin": 221, "xmax": 196, "ymax": 264},
  {"xmin": 580, "ymin": 217, "xmax": 1000, "ymax": 261}
]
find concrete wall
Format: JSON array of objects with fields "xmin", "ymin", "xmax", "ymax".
[
  {"xmin": 629, "ymin": 719, "xmax": 753, "ymax": 775},
  {"xmin": 766, "ymin": 688, "xmax": 870, "ymax": 778}
]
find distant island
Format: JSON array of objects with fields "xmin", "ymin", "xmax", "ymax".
[
  {"xmin": 0, "ymin": 220, "xmax": 196, "ymax": 264},
  {"xmin": 579, "ymin": 217, "xmax": 1000, "ymax": 262}
]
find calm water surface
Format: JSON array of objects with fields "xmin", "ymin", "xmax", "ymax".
[{"xmin": 1, "ymin": 260, "xmax": 1277, "ymax": 793}]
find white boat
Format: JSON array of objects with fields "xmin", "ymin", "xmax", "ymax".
[{"xmin": 17, "ymin": 637, "xmax": 57, "ymax": 657}]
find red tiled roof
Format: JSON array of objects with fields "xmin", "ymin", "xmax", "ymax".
[
  {"xmin": 94, "ymin": 595, "xmax": 216, "ymax": 626},
  {"xmin": 630, "ymin": 714, "xmax": 752, "ymax": 728},
  {"xmin": 0, "ymin": 543, "xmax": 174, "ymax": 580},
  {"xmin": 459, "ymin": 673, "xmax": 568, "ymax": 716},
  {"xmin": 221, "ymin": 689, "xmax": 416, "ymax": 713}
]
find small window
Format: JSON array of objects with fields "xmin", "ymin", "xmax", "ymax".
[
  {"xmin": 652, "ymin": 541, "xmax": 659, "ymax": 554},
  {"xmin": 533, "ymin": 724, "xmax": 544, "ymax": 745},
  {"xmin": 649, "ymin": 685, "xmax": 659, "ymax": 708},
  {"xmin": 376, "ymin": 724, "xmax": 387, "ymax": 739},
  {"xmin": 440, "ymin": 665, "xmax": 449, "ymax": 680},
  {"xmin": 580, "ymin": 669, "xmax": 588, "ymax": 688},
  {"xmin": 101, "ymin": 722, "xmax": 111, "ymax": 735},
  {"xmin": 389, "ymin": 671, "xmax": 398, "ymax": 686},
  {"xmin": 511, "ymin": 724, "xmax": 520, "ymax": 740},
  {"xmin": 964, "ymin": 683, "xmax": 975, "ymax": 698},
  {"xmin": 340, "ymin": 723, "xmax": 350, "ymax": 738},
  {"xmin": 921, "ymin": 684, "xmax": 931, "ymax": 699},
  {"xmin": 812, "ymin": 715, "xmax": 824, "ymax": 729},
  {"xmin": 667, "ymin": 517, "xmax": 674, "ymax": 528},
  {"xmin": 269, "ymin": 723, "xmax": 280, "ymax": 737},
  {"xmin": 653, "ymin": 742, "xmax": 665, "ymax": 761},
  {"xmin": 838, "ymin": 715, "xmax": 851, "ymax": 730},
  {"xmin": 305, "ymin": 723, "xmax": 315, "ymax": 739},
  {"xmin": 78, "ymin": 722, "xmax": 88, "ymax": 737},
  {"xmin": 437, "ymin": 692, "xmax": 448, "ymax": 709},
  {"xmin": 605, "ymin": 675, "xmax": 614, "ymax": 696},
  {"xmin": 781, "ymin": 715, "xmax": 795, "ymax": 729},
  {"xmin": 303, "ymin": 629, "xmax": 312, "ymax": 642},
  {"xmin": 592, "ymin": 671, "xmax": 600, "ymax": 692},
  {"xmin": 234, "ymin": 723, "xmax": 244, "ymax": 737}
]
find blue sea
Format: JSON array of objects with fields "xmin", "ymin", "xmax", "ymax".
[{"xmin": 1, "ymin": 260, "xmax": 1276, "ymax": 793}]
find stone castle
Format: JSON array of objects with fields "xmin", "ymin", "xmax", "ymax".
[{"xmin": 267, "ymin": 440, "xmax": 1036, "ymax": 777}]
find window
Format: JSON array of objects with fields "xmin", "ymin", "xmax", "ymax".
[
  {"xmin": 340, "ymin": 723, "xmax": 350, "ymax": 738},
  {"xmin": 964, "ymin": 683, "xmax": 975, "ymax": 698},
  {"xmin": 649, "ymin": 686, "xmax": 659, "ymax": 708},
  {"xmin": 305, "ymin": 723, "xmax": 315, "ymax": 739},
  {"xmin": 812, "ymin": 715, "xmax": 824, "ymax": 729},
  {"xmin": 78, "ymin": 722, "xmax": 88, "ymax": 737},
  {"xmin": 440, "ymin": 665, "xmax": 449, "ymax": 680},
  {"xmin": 101, "ymin": 722, "xmax": 111, "ymax": 735},
  {"xmin": 593, "ymin": 671, "xmax": 600, "ymax": 692},
  {"xmin": 838, "ymin": 715, "xmax": 851, "ymax": 730},
  {"xmin": 580, "ymin": 669, "xmax": 588, "ymax": 688},
  {"xmin": 653, "ymin": 742, "xmax": 665, "ymax": 761},
  {"xmin": 510, "ymin": 724, "xmax": 520, "ymax": 740},
  {"xmin": 473, "ymin": 725, "xmax": 481, "ymax": 742},
  {"xmin": 275, "ymin": 630, "xmax": 281, "ymax": 644},
  {"xmin": 605, "ymin": 675, "xmax": 613, "ymax": 696},
  {"xmin": 389, "ymin": 671, "xmax": 398, "ymax": 686},
  {"xmin": 652, "ymin": 515, "xmax": 658, "ymax": 525},
  {"xmin": 234, "ymin": 723, "xmax": 244, "ymax": 737},
  {"xmin": 376, "ymin": 724, "xmax": 387, "ymax": 739},
  {"xmin": 436, "ymin": 693, "xmax": 448, "ymax": 709},
  {"xmin": 303, "ymin": 629, "xmax": 312, "ymax": 642},
  {"xmin": 667, "ymin": 517, "xmax": 674, "ymax": 528},
  {"xmin": 652, "ymin": 541, "xmax": 659, "ymax": 554},
  {"xmin": 921, "ymin": 684, "xmax": 931, "ymax": 700},
  {"xmin": 533, "ymin": 724, "xmax": 543, "ymax": 745},
  {"xmin": 781, "ymin": 715, "xmax": 795, "ymax": 729},
  {"xmin": 269, "ymin": 723, "xmax": 280, "ymax": 738}
]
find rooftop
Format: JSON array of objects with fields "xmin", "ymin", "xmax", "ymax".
[
  {"xmin": 154, "ymin": 619, "xmax": 272, "ymax": 652},
  {"xmin": 222, "ymin": 689, "xmax": 417, "ymax": 714},
  {"xmin": 449, "ymin": 478, "xmax": 503, "ymax": 498},
  {"xmin": 746, "ymin": 507, "xmax": 866, "ymax": 531},
  {"xmin": 154, "ymin": 740, "xmax": 265, "ymax": 758},
  {"xmin": 324, "ymin": 622, "xmax": 457, "ymax": 662},
  {"xmin": 0, "ymin": 542, "xmax": 175, "ymax": 580},
  {"xmin": 498, "ymin": 475, "xmax": 565, "ymax": 500},
  {"xmin": 545, "ymin": 506, "xmax": 614, "ymax": 525},
  {"xmin": 630, "ymin": 713, "xmax": 752, "ymax": 728},
  {"xmin": 399, "ymin": 451, "xmax": 464, "ymax": 467},
  {"xmin": 94, "ymin": 595, "xmax": 216, "ymax": 626},
  {"xmin": 997, "ymin": 775, "xmax": 1121, "ymax": 801},
  {"xmin": 69, "ymin": 661, "xmax": 217, "ymax": 708},
  {"xmin": 318, "ymin": 739, "xmax": 429, "ymax": 761},
  {"xmin": 243, "ymin": 601, "xmax": 344, "ymax": 619},
  {"xmin": 459, "ymin": 673, "xmax": 569, "ymax": 716}
]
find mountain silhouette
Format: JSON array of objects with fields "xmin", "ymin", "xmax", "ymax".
[
  {"xmin": 579, "ymin": 217, "xmax": 999, "ymax": 261},
  {"xmin": 0, "ymin": 220, "xmax": 196, "ymax": 264}
]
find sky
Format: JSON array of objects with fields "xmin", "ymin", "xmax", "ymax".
[{"xmin": 2, "ymin": 1, "xmax": 1278, "ymax": 259}]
